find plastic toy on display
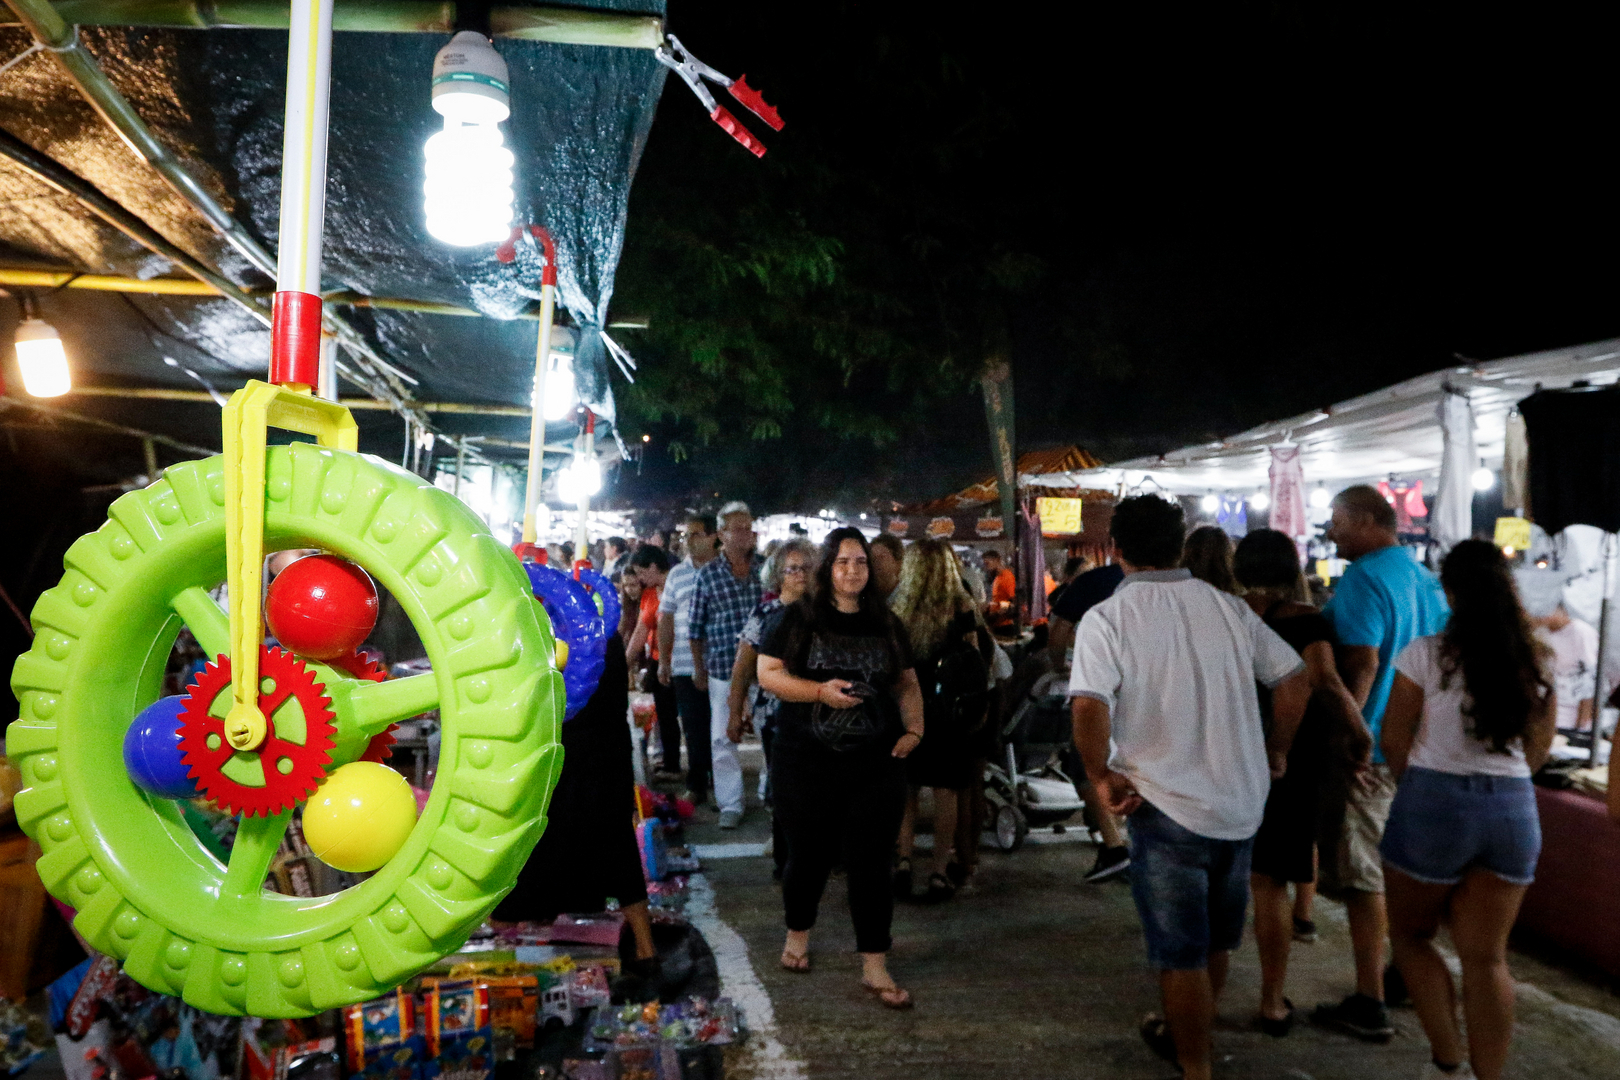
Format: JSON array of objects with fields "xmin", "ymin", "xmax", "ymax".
[
  {"xmin": 523, "ymin": 564, "xmax": 606, "ymax": 720},
  {"xmin": 3, "ymin": 0, "xmax": 564, "ymax": 1019}
]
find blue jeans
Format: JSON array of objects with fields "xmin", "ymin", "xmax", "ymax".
[
  {"xmin": 1381, "ymin": 766, "xmax": 1541, "ymax": 886},
  {"xmin": 1127, "ymin": 802, "xmax": 1253, "ymax": 970}
]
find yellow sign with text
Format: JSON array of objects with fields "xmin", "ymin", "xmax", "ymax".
[
  {"xmin": 1037, "ymin": 497, "xmax": 1084, "ymax": 535},
  {"xmin": 1494, "ymin": 516, "xmax": 1532, "ymax": 553}
]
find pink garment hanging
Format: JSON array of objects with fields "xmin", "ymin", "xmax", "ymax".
[{"xmin": 1269, "ymin": 445, "xmax": 1307, "ymax": 538}]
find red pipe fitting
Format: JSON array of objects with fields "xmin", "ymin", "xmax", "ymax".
[{"xmin": 270, "ymin": 291, "xmax": 323, "ymax": 388}]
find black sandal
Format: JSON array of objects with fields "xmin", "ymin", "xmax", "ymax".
[
  {"xmin": 1258, "ymin": 998, "xmax": 1296, "ymax": 1038},
  {"xmin": 1139, "ymin": 1015, "xmax": 1180, "ymax": 1071},
  {"xmin": 923, "ymin": 872, "xmax": 955, "ymax": 903},
  {"xmin": 892, "ymin": 857, "xmax": 913, "ymax": 899}
]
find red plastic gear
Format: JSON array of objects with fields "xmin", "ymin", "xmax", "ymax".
[
  {"xmin": 328, "ymin": 650, "xmax": 398, "ymax": 764},
  {"xmin": 177, "ymin": 646, "xmax": 336, "ymax": 817}
]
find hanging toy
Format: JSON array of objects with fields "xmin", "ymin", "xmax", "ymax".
[
  {"xmin": 266, "ymin": 553, "xmax": 380, "ymax": 660},
  {"xmin": 301, "ymin": 761, "xmax": 419, "ymax": 872},
  {"xmin": 177, "ymin": 646, "xmax": 337, "ymax": 817},
  {"xmin": 525, "ymin": 563, "xmax": 606, "ymax": 719},
  {"xmin": 123, "ymin": 696, "xmax": 201, "ymax": 800}
]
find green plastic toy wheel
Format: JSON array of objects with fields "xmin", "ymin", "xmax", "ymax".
[{"xmin": 5, "ymin": 443, "xmax": 564, "ymax": 1017}]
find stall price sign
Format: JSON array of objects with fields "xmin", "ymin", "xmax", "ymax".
[
  {"xmin": 1037, "ymin": 497, "xmax": 1084, "ymax": 536},
  {"xmin": 1494, "ymin": 516, "xmax": 1532, "ymax": 554}
]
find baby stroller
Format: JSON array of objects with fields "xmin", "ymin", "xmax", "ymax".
[{"xmin": 983, "ymin": 670, "xmax": 1087, "ymax": 852}]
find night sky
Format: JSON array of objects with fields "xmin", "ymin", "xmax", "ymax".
[{"xmin": 616, "ymin": 3, "xmax": 1618, "ymax": 509}]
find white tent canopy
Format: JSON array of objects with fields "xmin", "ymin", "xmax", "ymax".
[{"xmin": 1033, "ymin": 337, "xmax": 1620, "ymax": 497}]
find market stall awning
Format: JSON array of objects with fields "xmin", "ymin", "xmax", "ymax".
[
  {"xmin": 1026, "ymin": 338, "xmax": 1620, "ymax": 496},
  {"xmin": 893, "ymin": 445, "xmax": 1104, "ymax": 514},
  {"xmin": 0, "ymin": 1, "xmax": 668, "ymax": 467}
]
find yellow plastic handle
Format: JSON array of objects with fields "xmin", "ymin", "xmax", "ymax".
[{"xmin": 222, "ymin": 381, "xmax": 358, "ymax": 747}]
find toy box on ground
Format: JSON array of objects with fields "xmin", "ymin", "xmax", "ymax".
[
  {"xmin": 421, "ymin": 981, "xmax": 491, "ymax": 1080},
  {"xmin": 342, "ymin": 988, "xmax": 414, "ymax": 1074}
]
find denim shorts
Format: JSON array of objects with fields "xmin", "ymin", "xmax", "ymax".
[
  {"xmin": 1380, "ymin": 766, "xmax": 1542, "ymax": 886},
  {"xmin": 1126, "ymin": 802, "xmax": 1253, "ymax": 970}
]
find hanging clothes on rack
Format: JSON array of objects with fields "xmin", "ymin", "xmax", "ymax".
[
  {"xmin": 1269, "ymin": 445, "xmax": 1307, "ymax": 538},
  {"xmin": 1377, "ymin": 479, "xmax": 1427, "ymax": 534},
  {"xmin": 1502, "ymin": 408, "xmax": 1530, "ymax": 514},
  {"xmin": 1217, "ymin": 496, "xmax": 1247, "ymax": 540},
  {"xmin": 1519, "ymin": 387, "xmax": 1620, "ymax": 534},
  {"xmin": 1432, "ymin": 391, "xmax": 1477, "ymax": 550}
]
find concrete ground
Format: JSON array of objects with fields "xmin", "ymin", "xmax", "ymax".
[{"xmin": 678, "ymin": 742, "xmax": 1620, "ymax": 1080}]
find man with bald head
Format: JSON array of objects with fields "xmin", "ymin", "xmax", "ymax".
[{"xmin": 1312, "ymin": 484, "xmax": 1448, "ymax": 1042}]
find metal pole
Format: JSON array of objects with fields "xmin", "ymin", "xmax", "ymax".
[
  {"xmin": 576, "ymin": 408, "xmax": 595, "ymax": 565},
  {"xmin": 452, "ymin": 439, "xmax": 466, "ymax": 498},
  {"xmin": 1590, "ymin": 532, "xmax": 1616, "ymax": 767},
  {"xmin": 317, "ymin": 331, "xmax": 339, "ymax": 401}
]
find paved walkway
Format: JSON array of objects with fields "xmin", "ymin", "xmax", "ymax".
[{"xmin": 684, "ymin": 744, "xmax": 1620, "ymax": 1079}]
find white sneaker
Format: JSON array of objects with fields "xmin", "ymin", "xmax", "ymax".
[
  {"xmin": 718, "ymin": 809, "xmax": 743, "ymax": 829},
  {"xmin": 1420, "ymin": 1064, "xmax": 1475, "ymax": 1078}
]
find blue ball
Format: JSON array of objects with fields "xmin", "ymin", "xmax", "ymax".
[{"xmin": 123, "ymin": 695, "xmax": 200, "ymax": 800}]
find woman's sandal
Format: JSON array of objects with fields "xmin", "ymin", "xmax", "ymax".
[
  {"xmin": 1257, "ymin": 998, "xmax": 1296, "ymax": 1038},
  {"xmin": 923, "ymin": 872, "xmax": 956, "ymax": 903},
  {"xmin": 892, "ymin": 857, "xmax": 913, "ymax": 899},
  {"xmin": 861, "ymin": 980, "xmax": 914, "ymax": 1010},
  {"xmin": 1139, "ymin": 1015, "xmax": 1179, "ymax": 1070},
  {"xmin": 780, "ymin": 948, "xmax": 811, "ymax": 974}
]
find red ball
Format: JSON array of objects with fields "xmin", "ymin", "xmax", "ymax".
[{"xmin": 266, "ymin": 554, "xmax": 379, "ymax": 660}]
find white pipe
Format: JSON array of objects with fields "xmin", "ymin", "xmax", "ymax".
[
  {"xmin": 521, "ymin": 288, "xmax": 557, "ymax": 544},
  {"xmin": 277, "ymin": 0, "xmax": 335, "ymax": 296}
]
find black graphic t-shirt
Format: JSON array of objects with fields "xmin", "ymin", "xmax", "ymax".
[{"xmin": 760, "ymin": 602, "xmax": 912, "ymax": 756}]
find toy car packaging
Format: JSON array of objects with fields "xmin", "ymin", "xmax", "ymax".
[
  {"xmin": 342, "ymin": 988, "xmax": 415, "ymax": 1073},
  {"xmin": 420, "ymin": 981, "xmax": 492, "ymax": 1080},
  {"xmin": 482, "ymin": 977, "xmax": 539, "ymax": 1051}
]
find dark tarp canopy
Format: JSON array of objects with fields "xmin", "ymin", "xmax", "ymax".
[{"xmin": 0, "ymin": 0, "xmax": 666, "ymax": 471}]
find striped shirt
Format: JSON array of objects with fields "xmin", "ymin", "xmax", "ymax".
[{"xmin": 659, "ymin": 559, "xmax": 702, "ymax": 677}]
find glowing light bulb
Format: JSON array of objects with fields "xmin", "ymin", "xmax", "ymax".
[
  {"xmin": 1471, "ymin": 466, "xmax": 1495, "ymax": 492},
  {"xmin": 1201, "ymin": 493, "xmax": 1219, "ymax": 513},
  {"xmin": 1309, "ymin": 486, "xmax": 1331, "ymax": 509},
  {"xmin": 424, "ymin": 31, "xmax": 515, "ymax": 247},
  {"xmin": 1249, "ymin": 490, "xmax": 1270, "ymax": 511},
  {"xmin": 14, "ymin": 318, "xmax": 71, "ymax": 397},
  {"xmin": 424, "ymin": 120, "xmax": 515, "ymax": 246},
  {"xmin": 556, "ymin": 454, "xmax": 602, "ymax": 506},
  {"xmin": 542, "ymin": 354, "xmax": 575, "ymax": 422}
]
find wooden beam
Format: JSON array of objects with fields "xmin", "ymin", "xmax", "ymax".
[{"xmin": 25, "ymin": 2, "xmax": 665, "ymax": 48}]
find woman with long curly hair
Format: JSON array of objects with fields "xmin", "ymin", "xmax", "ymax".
[
  {"xmin": 890, "ymin": 538, "xmax": 992, "ymax": 901},
  {"xmin": 1380, "ymin": 540, "xmax": 1556, "ymax": 1080},
  {"xmin": 758, "ymin": 527, "xmax": 926, "ymax": 1009}
]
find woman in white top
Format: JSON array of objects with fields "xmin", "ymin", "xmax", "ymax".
[{"xmin": 1380, "ymin": 540, "xmax": 1556, "ymax": 1080}]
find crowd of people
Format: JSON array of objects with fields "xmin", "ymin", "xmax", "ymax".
[{"xmin": 579, "ymin": 483, "xmax": 1573, "ymax": 1078}]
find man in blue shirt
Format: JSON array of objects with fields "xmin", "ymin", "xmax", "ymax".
[{"xmin": 1314, "ymin": 484, "xmax": 1449, "ymax": 1042}]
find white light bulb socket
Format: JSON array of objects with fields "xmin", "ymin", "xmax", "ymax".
[
  {"xmin": 432, "ymin": 30, "xmax": 510, "ymax": 124},
  {"xmin": 14, "ymin": 318, "xmax": 71, "ymax": 397}
]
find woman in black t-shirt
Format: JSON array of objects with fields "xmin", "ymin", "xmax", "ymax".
[
  {"xmin": 758, "ymin": 527, "xmax": 925, "ymax": 1010},
  {"xmin": 1234, "ymin": 530, "xmax": 1373, "ymax": 1036}
]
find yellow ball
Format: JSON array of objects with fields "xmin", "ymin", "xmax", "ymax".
[{"xmin": 302, "ymin": 762, "xmax": 418, "ymax": 872}]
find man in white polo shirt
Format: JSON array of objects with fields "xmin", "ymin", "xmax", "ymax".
[{"xmin": 1070, "ymin": 495, "xmax": 1310, "ymax": 1080}]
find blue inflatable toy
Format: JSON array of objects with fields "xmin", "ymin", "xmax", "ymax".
[
  {"xmin": 524, "ymin": 563, "xmax": 607, "ymax": 719},
  {"xmin": 577, "ymin": 566, "xmax": 621, "ymax": 633},
  {"xmin": 123, "ymin": 695, "xmax": 202, "ymax": 799}
]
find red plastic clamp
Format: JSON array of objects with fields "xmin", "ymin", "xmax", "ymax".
[{"xmin": 729, "ymin": 76, "xmax": 784, "ymax": 131}]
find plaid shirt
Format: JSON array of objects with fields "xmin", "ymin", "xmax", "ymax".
[{"xmin": 687, "ymin": 553, "xmax": 764, "ymax": 679}]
